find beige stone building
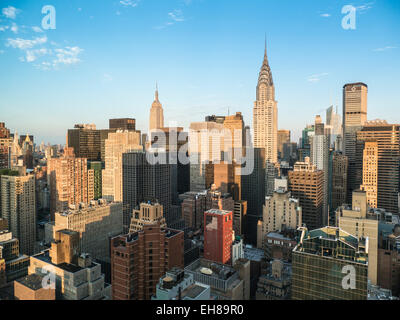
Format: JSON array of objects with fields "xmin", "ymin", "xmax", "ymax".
[
  {"xmin": 28, "ymin": 229, "xmax": 111, "ymax": 300},
  {"xmin": 53, "ymin": 200, "xmax": 123, "ymax": 263},
  {"xmin": 0, "ymin": 173, "xmax": 36, "ymax": 255},
  {"xmin": 102, "ymin": 130, "xmax": 142, "ymax": 202},
  {"xmin": 14, "ymin": 274, "xmax": 56, "ymax": 300},
  {"xmin": 253, "ymin": 43, "xmax": 278, "ymax": 164},
  {"xmin": 47, "ymin": 147, "xmax": 89, "ymax": 220},
  {"xmin": 189, "ymin": 121, "xmax": 225, "ymax": 191},
  {"xmin": 149, "ymin": 86, "xmax": 164, "ymax": 132},
  {"xmin": 336, "ymin": 190, "xmax": 378, "ymax": 285},
  {"xmin": 361, "ymin": 141, "xmax": 378, "ymax": 208},
  {"xmin": 129, "ymin": 202, "xmax": 166, "ymax": 233},
  {"xmin": 257, "ymin": 189, "xmax": 302, "ymax": 248}
]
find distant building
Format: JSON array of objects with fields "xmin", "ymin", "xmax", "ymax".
[
  {"xmin": 129, "ymin": 201, "xmax": 166, "ymax": 233},
  {"xmin": 109, "ymin": 118, "xmax": 136, "ymax": 131},
  {"xmin": 288, "ymin": 158, "xmax": 324, "ymax": 230},
  {"xmin": 184, "ymin": 258, "xmax": 250, "ymax": 300},
  {"xmin": 0, "ymin": 172, "xmax": 36, "ymax": 255},
  {"xmin": 53, "ymin": 200, "xmax": 123, "ymax": 264},
  {"xmin": 257, "ymin": 189, "xmax": 302, "ymax": 248},
  {"xmin": 0, "ymin": 230, "xmax": 29, "ymax": 284},
  {"xmin": 149, "ymin": 87, "xmax": 164, "ymax": 132},
  {"xmin": 256, "ymin": 259, "xmax": 291, "ymax": 300},
  {"xmin": 152, "ymin": 267, "xmax": 211, "ymax": 300},
  {"xmin": 14, "ymin": 274, "xmax": 55, "ymax": 300},
  {"xmin": 331, "ymin": 152, "xmax": 348, "ymax": 212},
  {"xmin": 204, "ymin": 209, "xmax": 233, "ymax": 265},
  {"xmin": 292, "ymin": 226, "xmax": 368, "ymax": 300},
  {"xmin": 28, "ymin": 229, "xmax": 111, "ymax": 300},
  {"xmin": 277, "ymin": 130, "xmax": 290, "ymax": 160},
  {"xmin": 111, "ymin": 222, "xmax": 184, "ymax": 300}
]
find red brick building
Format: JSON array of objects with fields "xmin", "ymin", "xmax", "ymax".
[
  {"xmin": 111, "ymin": 222, "xmax": 184, "ymax": 300},
  {"xmin": 204, "ymin": 209, "xmax": 233, "ymax": 265}
]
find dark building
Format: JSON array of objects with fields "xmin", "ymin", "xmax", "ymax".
[
  {"xmin": 292, "ymin": 226, "xmax": 368, "ymax": 300},
  {"xmin": 331, "ymin": 152, "xmax": 348, "ymax": 213},
  {"xmin": 109, "ymin": 118, "xmax": 136, "ymax": 131},
  {"xmin": 67, "ymin": 124, "xmax": 102, "ymax": 161},
  {"xmin": 111, "ymin": 222, "xmax": 184, "ymax": 300},
  {"xmin": 123, "ymin": 151, "xmax": 181, "ymax": 232},
  {"xmin": 88, "ymin": 161, "xmax": 103, "ymax": 200},
  {"xmin": 241, "ymin": 148, "xmax": 265, "ymax": 246}
]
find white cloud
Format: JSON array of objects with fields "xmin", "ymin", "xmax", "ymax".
[
  {"xmin": 120, "ymin": 0, "xmax": 139, "ymax": 7},
  {"xmin": 53, "ymin": 46, "xmax": 83, "ymax": 67},
  {"xmin": 307, "ymin": 73, "xmax": 329, "ymax": 82},
  {"xmin": 6, "ymin": 36, "xmax": 48, "ymax": 49},
  {"xmin": 26, "ymin": 48, "xmax": 50, "ymax": 62},
  {"xmin": 373, "ymin": 46, "xmax": 397, "ymax": 52},
  {"xmin": 168, "ymin": 9, "xmax": 185, "ymax": 22},
  {"xmin": 2, "ymin": 6, "xmax": 19, "ymax": 19},
  {"xmin": 320, "ymin": 13, "xmax": 331, "ymax": 18},
  {"xmin": 0, "ymin": 25, "xmax": 9, "ymax": 31},
  {"xmin": 11, "ymin": 22, "xmax": 18, "ymax": 34},
  {"xmin": 356, "ymin": 2, "xmax": 374, "ymax": 14},
  {"xmin": 32, "ymin": 26, "xmax": 43, "ymax": 33}
]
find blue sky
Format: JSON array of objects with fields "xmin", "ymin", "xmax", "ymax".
[{"xmin": 0, "ymin": 0, "xmax": 399, "ymax": 144}]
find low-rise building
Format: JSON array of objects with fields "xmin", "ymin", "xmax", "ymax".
[{"xmin": 14, "ymin": 274, "xmax": 56, "ymax": 300}]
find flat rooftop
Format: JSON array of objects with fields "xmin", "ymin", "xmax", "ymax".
[
  {"xmin": 16, "ymin": 274, "xmax": 46, "ymax": 291},
  {"xmin": 205, "ymin": 209, "xmax": 231, "ymax": 216}
]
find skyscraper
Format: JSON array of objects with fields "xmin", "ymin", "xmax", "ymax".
[
  {"xmin": 149, "ymin": 86, "xmax": 164, "ymax": 132},
  {"xmin": 277, "ymin": 130, "xmax": 290, "ymax": 160},
  {"xmin": 288, "ymin": 158, "xmax": 324, "ymax": 231},
  {"xmin": 360, "ymin": 140, "xmax": 378, "ymax": 208},
  {"xmin": 343, "ymin": 83, "xmax": 368, "ymax": 203},
  {"xmin": 102, "ymin": 130, "xmax": 142, "ymax": 202},
  {"xmin": 203, "ymin": 209, "xmax": 233, "ymax": 265},
  {"xmin": 0, "ymin": 172, "xmax": 36, "ymax": 255},
  {"xmin": 253, "ymin": 41, "xmax": 278, "ymax": 164},
  {"xmin": 0, "ymin": 123, "xmax": 11, "ymax": 169},
  {"xmin": 355, "ymin": 121, "xmax": 400, "ymax": 214},
  {"xmin": 331, "ymin": 152, "xmax": 348, "ymax": 212},
  {"xmin": 292, "ymin": 226, "xmax": 368, "ymax": 300},
  {"xmin": 48, "ymin": 148, "xmax": 89, "ymax": 220},
  {"xmin": 111, "ymin": 222, "xmax": 184, "ymax": 300}
]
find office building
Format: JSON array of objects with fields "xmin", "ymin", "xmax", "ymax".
[
  {"xmin": 0, "ymin": 172, "xmax": 36, "ymax": 255},
  {"xmin": 331, "ymin": 152, "xmax": 348, "ymax": 212},
  {"xmin": 257, "ymin": 189, "xmax": 302, "ymax": 248},
  {"xmin": 53, "ymin": 200, "xmax": 123, "ymax": 264},
  {"xmin": 288, "ymin": 158, "xmax": 324, "ymax": 230},
  {"xmin": 88, "ymin": 161, "xmax": 102, "ymax": 200},
  {"xmin": 149, "ymin": 86, "xmax": 164, "ymax": 132},
  {"xmin": 111, "ymin": 222, "xmax": 184, "ymax": 300},
  {"xmin": 277, "ymin": 130, "xmax": 290, "ymax": 160},
  {"xmin": 356, "ymin": 121, "xmax": 400, "ymax": 214},
  {"xmin": 48, "ymin": 148, "xmax": 89, "ymax": 220},
  {"xmin": 129, "ymin": 201, "xmax": 166, "ymax": 233},
  {"xmin": 152, "ymin": 267, "xmax": 211, "ymax": 300},
  {"xmin": 204, "ymin": 209, "xmax": 233, "ymax": 265},
  {"xmin": 253, "ymin": 42, "xmax": 278, "ymax": 164},
  {"xmin": 360, "ymin": 141, "xmax": 378, "ymax": 208},
  {"xmin": 109, "ymin": 118, "xmax": 136, "ymax": 131},
  {"xmin": 102, "ymin": 130, "xmax": 142, "ymax": 202},
  {"xmin": 292, "ymin": 226, "xmax": 368, "ymax": 300},
  {"xmin": 256, "ymin": 259, "xmax": 291, "ymax": 300},
  {"xmin": 14, "ymin": 274, "xmax": 56, "ymax": 300},
  {"xmin": 343, "ymin": 83, "xmax": 368, "ymax": 203},
  {"xmin": 0, "ymin": 123, "xmax": 11, "ymax": 169},
  {"xmin": 241, "ymin": 148, "xmax": 266, "ymax": 246},
  {"xmin": 28, "ymin": 229, "xmax": 111, "ymax": 300}
]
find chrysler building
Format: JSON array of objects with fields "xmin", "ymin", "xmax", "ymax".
[{"xmin": 253, "ymin": 41, "xmax": 278, "ymax": 164}]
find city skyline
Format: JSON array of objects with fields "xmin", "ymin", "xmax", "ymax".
[{"xmin": 1, "ymin": 0, "xmax": 400, "ymax": 145}]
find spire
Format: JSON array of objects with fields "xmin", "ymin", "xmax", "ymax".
[
  {"xmin": 258, "ymin": 36, "xmax": 273, "ymax": 87},
  {"xmin": 155, "ymin": 82, "xmax": 159, "ymax": 102}
]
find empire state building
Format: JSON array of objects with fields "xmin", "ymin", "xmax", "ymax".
[{"xmin": 253, "ymin": 42, "xmax": 278, "ymax": 164}]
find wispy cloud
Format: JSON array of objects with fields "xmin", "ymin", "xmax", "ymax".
[
  {"xmin": 32, "ymin": 26, "xmax": 43, "ymax": 33},
  {"xmin": 155, "ymin": 9, "xmax": 186, "ymax": 30},
  {"xmin": 6, "ymin": 36, "xmax": 48, "ymax": 50},
  {"xmin": 373, "ymin": 46, "xmax": 397, "ymax": 52},
  {"xmin": 119, "ymin": 0, "xmax": 139, "ymax": 8},
  {"xmin": 10, "ymin": 22, "xmax": 18, "ymax": 34},
  {"xmin": 356, "ymin": 2, "xmax": 374, "ymax": 14},
  {"xmin": 320, "ymin": 13, "xmax": 331, "ymax": 18},
  {"xmin": 307, "ymin": 73, "xmax": 329, "ymax": 83},
  {"xmin": 168, "ymin": 9, "xmax": 185, "ymax": 22},
  {"xmin": 2, "ymin": 6, "xmax": 19, "ymax": 19}
]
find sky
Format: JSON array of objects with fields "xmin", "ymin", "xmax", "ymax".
[{"xmin": 0, "ymin": 0, "xmax": 399, "ymax": 145}]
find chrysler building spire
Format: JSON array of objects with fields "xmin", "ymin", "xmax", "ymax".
[{"xmin": 253, "ymin": 38, "xmax": 278, "ymax": 164}]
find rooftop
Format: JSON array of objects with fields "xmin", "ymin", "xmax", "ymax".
[
  {"xmin": 16, "ymin": 274, "xmax": 47, "ymax": 291},
  {"xmin": 205, "ymin": 209, "xmax": 231, "ymax": 216}
]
